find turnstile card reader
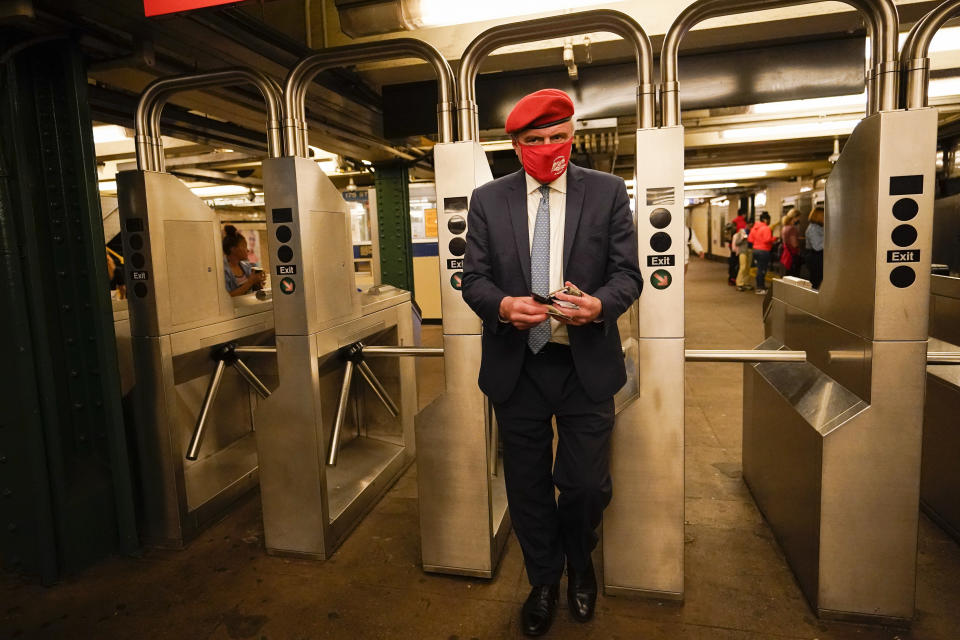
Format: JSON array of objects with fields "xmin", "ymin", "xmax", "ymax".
[
  {"xmin": 744, "ymin": 108, "xmax": 937, "ymax": 623},
  {"xmin": 416, "ymin": 140, "xmax": 511, "ymax": 577},
  {"xmin": 604, "ymin": 125, "xmax": 685, "ymax": 600},
  {"xmin": 259, "ymin": 156, "xmax": 417, "ymax": 559},
  {"xmin": 118, "ymin": 170, "xmax": 276, "ymax": 548}
]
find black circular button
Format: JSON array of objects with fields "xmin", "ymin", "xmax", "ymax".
[
  {"xmin": 650, "ymin": 208, "xmax": 672, "ymax": 229},
  {"xmin": 892, "ymin": 198, "xmax": 919, "ymax": 221},
  {"xmin": 128, "ymin": 234, "xmax": 143, "ymax": 251},
  {"xmin": 133, "ymin": 282, "xmax": 148, "ymax": 298},
  {"xmin": 277, "ymin": 245, "xmax": 294, "ymax": 263},
  {"xmin": 275, "ymin": 225, "xmax": 292, "ymax": 243},
  {"xmin": 130, "ymin": 252, "xmax": 145, "ymax": 269},
  {"xmin": 890, "ymin": 265, "xmax": 916, "ymax": 288},
  {"xmin": 448, "ymin": 237, "xmax": 466, "ymax": 257},
  {"xmin": 891, "ymin": 224, "xmax": 918, "ymax": 248},
  {"xmin": 650, "ymin": 232, "xmax": 672, "ymax": 253},
  {"xmin": 448, "ymin": 215, "xmax": 467, "ymax": 235}
]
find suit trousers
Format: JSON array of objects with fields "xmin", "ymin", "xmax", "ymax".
[{"xmin": 493, "ymin": 342, "xmax": 615, "ymax": 586}]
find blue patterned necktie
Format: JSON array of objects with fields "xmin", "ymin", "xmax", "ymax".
[{"xmin": 528, "ymin": 185, "xmax": 551, "ymax": 354}]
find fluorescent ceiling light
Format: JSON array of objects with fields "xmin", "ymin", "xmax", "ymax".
[
  {"xmin": 685, "ymin": 163, "xmax": 788, "ymax": 182},
  {"xmin": 929, "ymin": 76, "xmax": 960, "ymax": 98},
  {"xmin": 98, "ymin": 180, "xmax": 117, "ymax": 193},
  {"xmin": 191, "ymin": 185, "xmax": 251, "ymax": 198},
  {"xmin": 308, "ymin": 145, "xmax": 337, "ymax": 161},
  {"xmin": 752, "ymin": 92, "xmax": 865, "ymax": 115},
  {"xmin": 93, "ymin": 125, "xmax": 130, "ymax": 144},
  {"xmin": 684, "ymin": 182, "xmax": 738, "ymax": 191},
  {"xmin": 414, "ymin": 0, "xmax": 623, "ymax": 28},
  {"xmin": 720, "ymin": 119, "xmax": 860, "ymax": 142},
  {"xmin": 317, "ymin": 159, "xmax": 339, "ymax": 174}
]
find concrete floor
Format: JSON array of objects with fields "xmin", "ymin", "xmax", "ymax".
[{"xmin": 4, "ymin": 259, "xmax": 960, "ymax": 639}]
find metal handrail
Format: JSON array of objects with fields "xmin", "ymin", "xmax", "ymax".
[
  {"xmin": 135, "ymin": 68, "xmax": 283, "ymax": 172},
  {"xmin": 660, "ymin": 0, "xmax": 900, "ymax": 126},
  {"xmin": 283, "ymin": 39, "xmax": 455, "ymax": 157},
  {"xmin": 456, "ymin": 9, "xmax": 656, "ymax": 140},
  {"xmin": 928, "ymin": 351, "xmax": 960, "ymax": 364},
  {"xmin": 685, "ymin": 349, "xmax": 806, "ymax": 362},
  {"xmin": 901, "ymin": 0, "xmax": 960, "ymax": 109}
]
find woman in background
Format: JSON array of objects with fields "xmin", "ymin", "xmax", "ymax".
[
  {"xmin": 804, "ymin": 207, "xmax": 825, "ymax": 289},
  {"xmin": 779, "ymin": 209, "xmax": 802, "ymax": 278},
  {"xmin": 748, "ymin": 211, "xmax": 774, "ymax": 295},
  {"xmin": 223, "ymin": 227, "xmax": 264, "ymax": 296}
]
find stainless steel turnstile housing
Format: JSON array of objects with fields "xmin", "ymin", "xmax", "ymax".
[
  {"xmin": 743, "ymin": 108, "xmax": 936, "ymax": 623},
  {"xmin": 258, "ymin": 155, "xmax": 417, "ymax": 559},
  {"xmin": 417, "ymin": 140, "xmax": 510, "ymax": 576},
  {"xmin": 118, "ymin": 171, "xmax": 276, "ymax": 547}
]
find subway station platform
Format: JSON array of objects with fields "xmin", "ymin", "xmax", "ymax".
[{"xmin": 3, "ymin": 260, "xmax": 959, "ymax": 640}]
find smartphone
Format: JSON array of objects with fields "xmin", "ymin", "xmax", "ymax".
[{"xmin": 531, "ymin": 292, "xmax": 553, "ymax": 305}]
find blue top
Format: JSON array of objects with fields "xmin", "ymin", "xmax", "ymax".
[
  {"xmin": 223, "ymin": 257, "xmax": 261, "ymax": 293},
  {"xmin": 805, "ymin": 222, "xmax": 824, "ymax": 251}
]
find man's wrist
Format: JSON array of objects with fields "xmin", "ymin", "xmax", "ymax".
[{"xmin": 498, "ymin": 296, "xmax": 511, "ymax": 323}]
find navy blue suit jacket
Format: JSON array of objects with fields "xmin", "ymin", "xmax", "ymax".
[{"xmin": 461, "ymin": 163, "xmax": 643, "ymax": 404}]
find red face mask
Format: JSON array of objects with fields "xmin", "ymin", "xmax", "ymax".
[{"xmin": 518, "ymin": 138, "xmax": 573, "ymax": 184}]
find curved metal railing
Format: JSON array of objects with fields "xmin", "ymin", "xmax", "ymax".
[
  {"xmin": 901, "ymin": 0, "xmax": 960, "ymax": 108},
  {"xmin": 135, "ymin": 68, "xmax": 283, "ymax": 172},
  {"xmin": 282, "ymin": 39, "xmax": 455, "ymax": 157},
  {"xmin": 456, "ymin": 9, "xmax": 656, "ymax": 139},
  {"xmin": 660, "ymin": 0, "xmax": 900, "ymax": 126}
]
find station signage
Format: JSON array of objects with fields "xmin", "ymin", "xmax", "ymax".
[
  {"xmin": 277, "ymin": 264, "xmax": 297, "ymax": 275},
  {"xmin": 143, "ymin": 0, "xmax": 246, "ymax": 16},
  {"xmin": 131, "ymin": 270, "xmax": 149, "ymax": 281},
  {"xmin": 446, "ymin": 258, "xmax": 463, "ymax": 270},
  {"xmin": 647, "ymin": 255, "xmax": 676, "ymax": 267},
  {"xmin": 887, "ymin": 250, "xmax": 920, "ymax": 263}
]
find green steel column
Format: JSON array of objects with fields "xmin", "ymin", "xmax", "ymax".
[
  {"xmin": 374, "ymin": 163, "xmax": 415, "ymax": 293},
  {"xmin": 0, "ymin": 40, "xmax": 138, "ymax": 582}
]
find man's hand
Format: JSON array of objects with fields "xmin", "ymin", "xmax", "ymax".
[
  {"xmin": 698, "ymin": 251, "xmax": 706, "ymax": 259},
  {"xmin": 552, "ymin": 281, "xmax": 602, "ymax": 326},
  {"xmin": 499, "ymin": 296, "xmax": 549, "ymax": 330}
]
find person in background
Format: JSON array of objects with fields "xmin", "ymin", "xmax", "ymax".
[
  {"xmin": 732, "ymin": 223, "xmax": 752, "ymax": 291},
  {"xmin": 106, "ymin": 248, "xmax": 126, "ymax": 299},
  {"xmin": 725, "ymin": 222, "xmax": 739, "ymax": 286},
  {"xmin": 779, "ymin": 209, "xmax": 802, "ymax": 277},
  {"xmin": 731, "ymin": 210, "xmax": 747, "ymax": 232},
  {"xmin": 223, "ymin": 227, "xmax": 264, "ymax": 296},
  {"xmin": 748, "ymin": 211, "xmax": 774, "ymax": 294},
  {"xmin": 685, "ymin": 224, "xmax": 705, "ymax": 274},
  {"xmin": 804, "ymin": 206, "xmax": 825, "ymax": 289}
]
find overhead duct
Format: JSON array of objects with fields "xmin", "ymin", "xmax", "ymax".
[{"xmin": 334, "ymin": 0, "xmax": 418, "ymax": 37}]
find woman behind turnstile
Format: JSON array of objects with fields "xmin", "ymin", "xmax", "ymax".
[{"xmin": 118, "ymin": 68, "xmax": 282, "ymax": 547}]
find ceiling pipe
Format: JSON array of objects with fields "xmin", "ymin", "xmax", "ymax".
[
  {"xmin": 456, "ymin": 9, "xmax": 655, "ymax": 140},
  {"xmin": 283, "ymin": 38, "xmax": 455, "ymax": 157},
  {"xmin": 901, "ymin": 0, "xmax": 960, "ymax": 109},
  {"xmin": 661, "ymin": 0, "xmax": 900, "ymax": 127},
  {"xmin": 135, "ymin": 68, "xmax": 283, "ymax": 172}
]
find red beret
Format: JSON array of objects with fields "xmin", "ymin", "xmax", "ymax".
[{"xmin": 505, "ymin": 89, "xmax": 574, "ymax": 135}]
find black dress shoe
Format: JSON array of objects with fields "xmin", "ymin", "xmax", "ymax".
[
  {"xmin": 567, "ymin": 560, "xmax": 598, "ymax": 622},
  {"xmin": 521, "ymin": 583, "xmax": 559, "ymax": 636}
]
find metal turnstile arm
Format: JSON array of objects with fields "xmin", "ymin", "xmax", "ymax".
[
  {"xmin": 356, "ymin": 360, "xmax": 400, "ymax": 418},
  {"xmin": 186, "ymin": 342, "xmax": 275, "ymax": 461},
  {"xmin": 328, "ymin": 359, "xmax": 356, "ymax": 467},
  {"xmin": 928, "ymin": 351, "xmax": 960, "ymax": 364},
  {"xmin": 186, "ymin": 359, "xmax": 227, "ymax": 461},
  {"xmin": 685, "ymin": 349, "xmax": 806, "ymax": 363}
]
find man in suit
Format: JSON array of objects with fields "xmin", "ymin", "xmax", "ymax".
[{"xmin": 462, "ymin": 89, "xmax": 642, "ymax": 636}]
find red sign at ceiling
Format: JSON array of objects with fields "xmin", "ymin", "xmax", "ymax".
[{"xmin": 144, "ymin": 0, "xmax": 239, "ymax": 17}]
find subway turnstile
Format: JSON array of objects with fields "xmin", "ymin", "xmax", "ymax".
[
  {"xmin": 258, "ymin": 155, "xmax": 417, "ymax": 558},
  {"xmin": 118, "ymin": 68, "xmax": 282, "ymax": 547},
  {"xmin": 743, "ymin": 108, "xmax": 935, "ymax": 624},
  {"xmin": 118, "ymin": 171, "xmax": 276, "ymax": 547},
  {"xmin": 254, "ymin": 40, "xmax": 453, "ymax": 559},
  {"xmin": 416, "ymin": 140, "xmax": 508, "ymax": 576},
  {"xmin": 603, "ymin": 125, "xmax": 685, "ymax": 599}
]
